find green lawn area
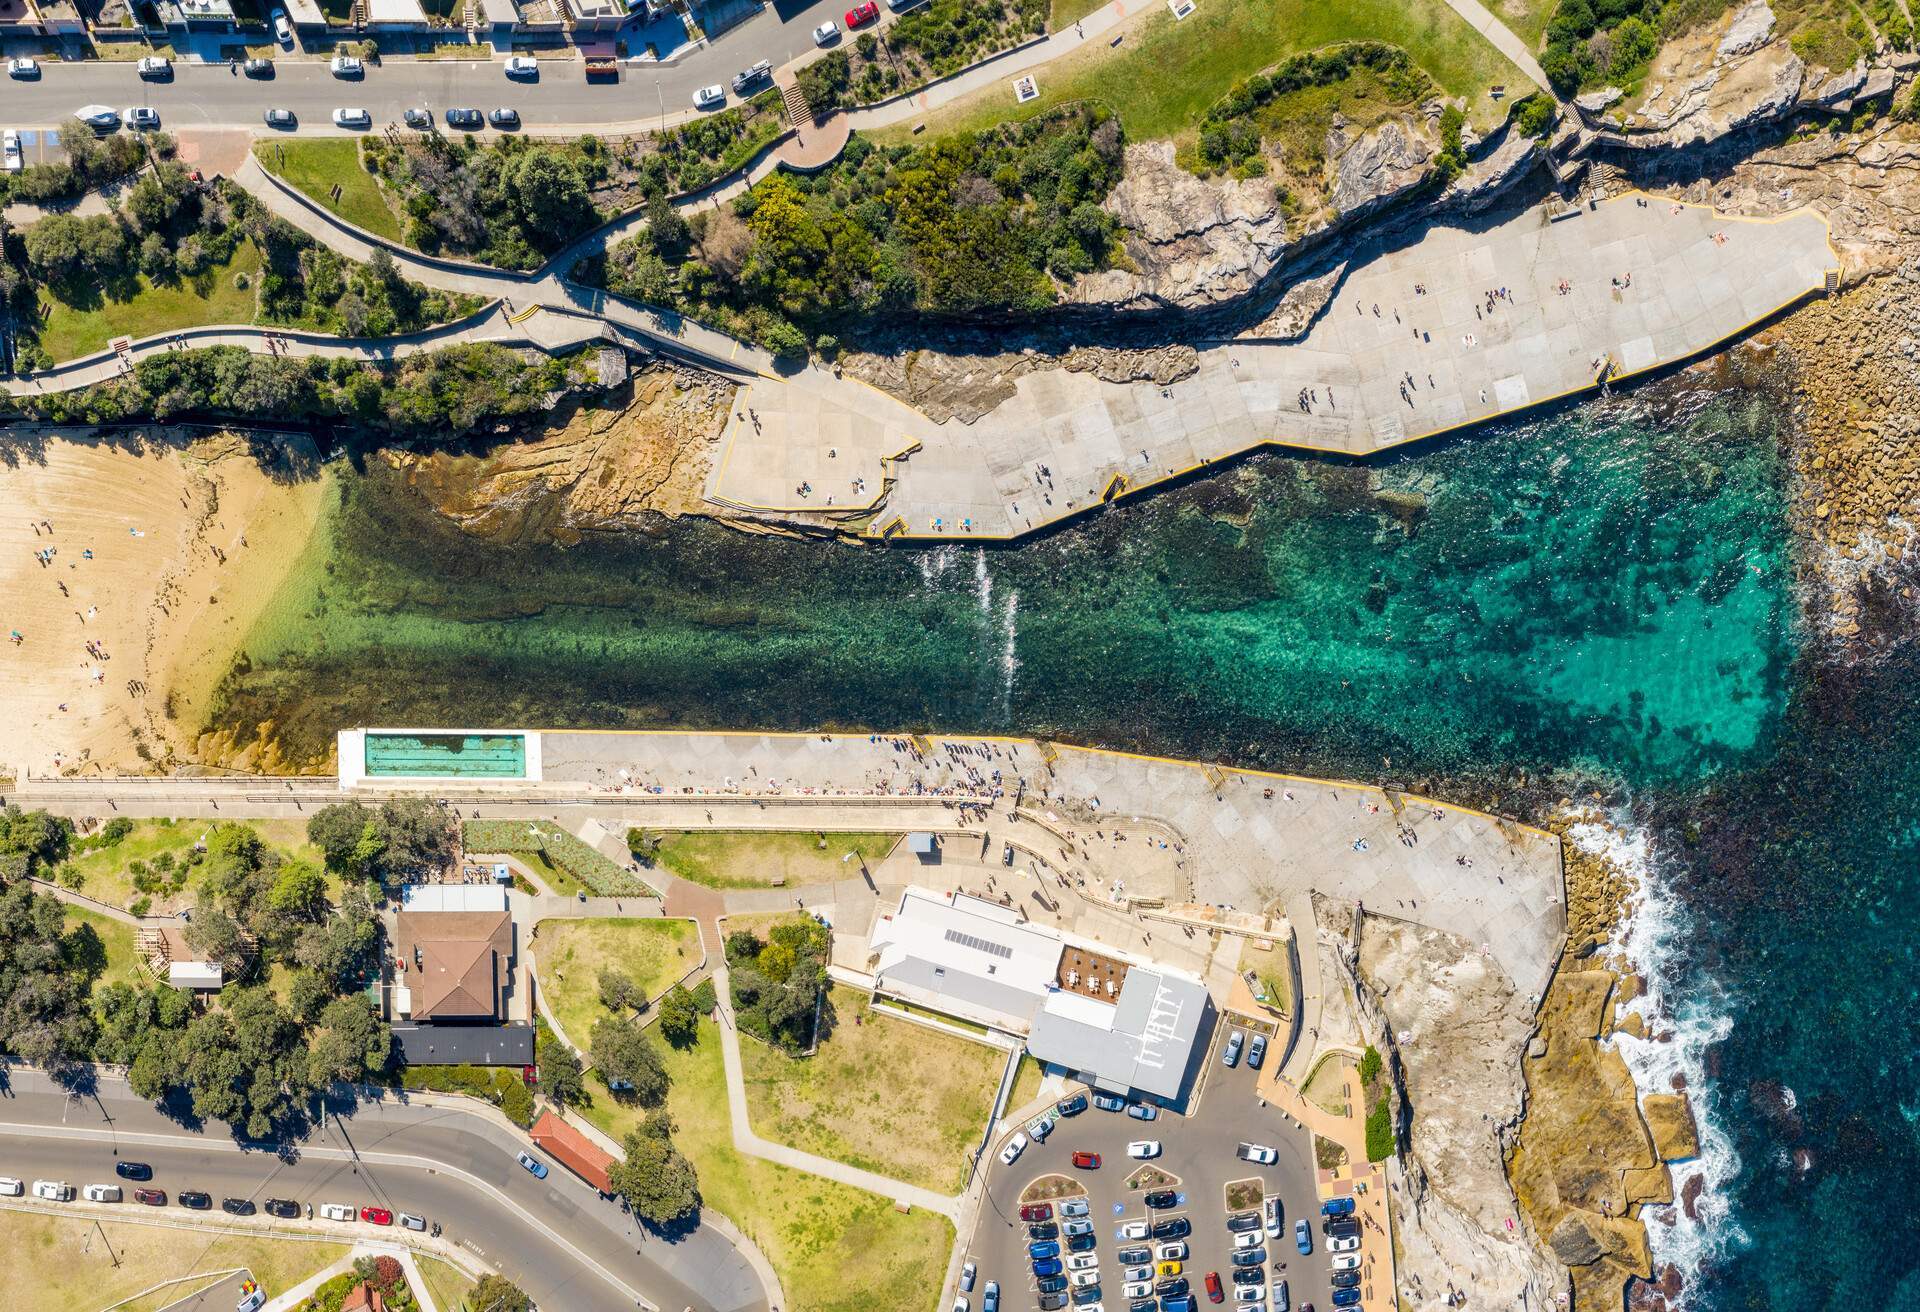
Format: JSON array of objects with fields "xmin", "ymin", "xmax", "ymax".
[
  {"xmin": 890, "ymin": 0, "xmax": 1523, "ymax": 143},
  {"xmin": 52, "ymin": 818, "xmax": 326, "ymax": 917},
  {"xmin": 741, "ymin": 984, "xmax": 1004, "ymax": 1193},
  {"xmin": 1008, "ymin": 1051, "xmax": 1048, "ymax": 1110},
  {"xmin": 1050, "ymin": 0, "xmax": 1111, "ymax": 28},
  {"xmin": 0, "ymin": 1210, "xmax": 347, "ymax": 1312},
  {"xmin": 65, "ymin": 906, "xmax": 140, "ymax": 990},
  {"xmin": 533, "ymin": 917, "xmax": 701, "ymax": 1049},
  {"xmin": 644, "ymin": 830, "xmax": 900, "ymax": 890},
  {"xmin": 413, "ymin": 1255, "xmax": 478, "ymax": 1311},
  {"xmin": 509, "ymin": 848, "xmax": 588, "ymax": 897},
  {"xmin": 254, "ymin": 138, "xmax": 405, "ymax": 241},
  {"xmin": 583, "ymin": 1014, "xmax": 954, "ymax": 1312},
  {"xmin": 875, "ymin": 997, "xmax": 990, "ymax": 1037},
  {"xmin": 1490, "ymin": 0, "xmax": 1559, "ymax": 49},
  {"xmin": 36, "ymin": 241, "xmax": 261, "ymax": 364}
]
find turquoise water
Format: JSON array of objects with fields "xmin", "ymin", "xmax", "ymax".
[{"xmin": 363, "ymin": 732, "xmax": 528, "ymax": 777}]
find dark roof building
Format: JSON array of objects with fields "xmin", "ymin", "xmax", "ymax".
[{"xmin": 392, "ymin": 1022, "xmax": 535, "ymax": 1067}]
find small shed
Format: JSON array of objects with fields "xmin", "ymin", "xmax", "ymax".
[{"xmin": 907, "ymin": 832, "xmax": 936, "ymax": 857}]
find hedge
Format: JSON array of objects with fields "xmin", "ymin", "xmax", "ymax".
[
  {"xmin": 462, "ymin": 820, "xmax": 657, "ymax": 897},
  {"xmin": 1365, "ymin": 1094, "xmax": 1394, "ymax": 1162}
]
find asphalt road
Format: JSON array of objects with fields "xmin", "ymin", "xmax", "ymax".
[
  {"xmin": 0, "ymin": 1066, "xmax": 767, "ymax": 1312},
  {"xmin": 0, "ymin": 1, "xmax": 841, "ymax": 135}
]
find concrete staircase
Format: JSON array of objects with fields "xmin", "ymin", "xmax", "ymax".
[
  {"xmin": 350, "ymin": 0, "xmax": 367, "ymax": 26},
  {"xmin": 780, "ymin": 81, "xmax": 813, "ymax": 128}
]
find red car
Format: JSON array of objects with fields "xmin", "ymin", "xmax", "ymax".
[
  {"xmin": 1204, "ymin": 1270, "xmax": 1224, "ymax": 1303},
  {"xmin": 1019, "ymin": 1202, "xmax": 1053, "ymax": 1222},
  {"xmin": 845, "ymin": 0, "xmax": 878, "ymax": 25},
  {"xmin": 1071, "ymin": 1151, "xmax": 1101, "ymax": 1169},
  {"xmin": 361, "ymin": 1205, "xmax": 393, "ymax": 1225},
  {"xmin": 133, "ymin": 1188, "xmax": 166, "ymax": 1206}
]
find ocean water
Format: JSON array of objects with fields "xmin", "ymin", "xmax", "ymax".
[{"xmin": 207, "ymin": 379, "xmax": 1919, "ymax": 1309}]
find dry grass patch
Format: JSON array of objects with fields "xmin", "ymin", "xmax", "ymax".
[
  {"xmin": 645, "ymin": 829, "xmax": 900, "ymax": 890},
  {"xmin": 532, "ymin": 916, "xmax": 701, "ymax": 1048}
]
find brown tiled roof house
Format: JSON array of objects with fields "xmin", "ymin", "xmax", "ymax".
[{"xmin": 396, "ymin": 908, "xmax": 512, "ymax": 1022}]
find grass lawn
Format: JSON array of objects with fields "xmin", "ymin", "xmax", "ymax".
[
  {"xmin": 67, "ymin": 906, "xmax": 141, "ymax": 989},
  {"xmin": 887, "ymin": 0, "xmax": 1523, "ymax": 144},
  {"xmin": 1490, "ymin": 0, "xmax": 1558, "ymax": 49},
  {"xmin": 533, "ymin": 917, "xmax": 701, "ymax": 1049},
  {"xmin": 1302, "ymin": 1052, "xmax": 1353, "ymax": 1117},
  {"xmin": 875, "ymin": 997, "xmax": 990, "ymax": 1037},
  {"xmin": 35, "ymin": 241, "xmax": 261, "ymax": 363},
  {"xmin": 413, "ymin": 1255, "xmax": 478, "ymax": 1311},
  {"xmin": 1256, "ymin": 967, "xmax": 1294, "ymax": 1018},
  {"xmin": 509, "ymin": 848, "xmax": 588, "ymax": 898},
  {"xmin": 1049, "ymin": 0, "xmax": 1111, "ymax": 28},
  {"xmin": 53, "ymin": 818, "xmax": 326, "ymax": 916},
  {"xmin": 254, "ymin": 138, "xmax": 405, "ymax": 242},
  {"xmin": 583, "ymin": 1015, "xmax": 954, "ymax": 1312},
  {"xmin": 0, "ymin": 1211, "xmax": 347, "ymax": 1311},
  {"xmin": 741, "ymin": 985, "xmax": 1003, "ymax": 1193},
  {"xmin": 645, "ymin": 830, "xmax": 900, "ymax": 890},
  {"xmin": 1008, "ymin": 1052, "xmax": 1048, "ymax": 1110}
]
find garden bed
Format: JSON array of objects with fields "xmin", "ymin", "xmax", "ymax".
[{"xmin": 463, "ymin": 819, "xmax": 658, "ymax": 896}]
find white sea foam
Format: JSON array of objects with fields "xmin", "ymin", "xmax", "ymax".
[
  {"xmin": 917, "ymin": 544, "xmax": 960, "ymax": 585},
  {"xmin": 1567, "ymin": 816, "xmax": 1749, "ymax": 1305},
  {"xmin": 996, "ymin": 588, "xmax": 1021, "ymax": 723}
]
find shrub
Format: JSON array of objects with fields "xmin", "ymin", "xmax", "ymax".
[
  {"xmin": 461, "ymin": 820, "xmax": 656, "ymax": 896},
  {"xmin": 1359, "ymin": 1045, "xmax": 1382, "ymax": 1085},
  {"xmin": 1365, "ymin": 1094, "xmax": 1394, "ymax": 1161},
  {"xmin": 499, "ymin": 1075, "xmax": 535, "ymax": 1127}
]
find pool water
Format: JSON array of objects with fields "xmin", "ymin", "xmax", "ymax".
[{"xmin": 363, "ymin": 732, "xmax": 528, "ymax": 778}]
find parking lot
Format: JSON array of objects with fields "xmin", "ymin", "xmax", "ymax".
[{"xmin": 961, "ymin": 1016, "xmax": 1339, "ymax": 1312}]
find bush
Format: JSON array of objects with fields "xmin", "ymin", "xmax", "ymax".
[
  {"xmin": 1364, "ymin": 1094, "xmax": 1394, "ymax": 1161},
  {"xmin": 462, "ymin": 820, "xmax": 656, "ymax": 896},
  {"xmin": 499, "ymin": 1075, "xmax": 535, "ymax": 1127}
]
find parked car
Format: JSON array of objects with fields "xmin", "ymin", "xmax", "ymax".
[
  {"xmin": 1037, "ymin": 1276, "xmax": 1067, "ymax": 1294},
  {"xmin": 1062, "ymin": 1218, "xmax": 1093, "ymax": 1237},
  {"xmin": 1236, "ymin": 1287, "xmax": 1266, "ymax": 1304},
  {"xmin": 270, "ymin": 6, "xmax": 293, "ymax": 44},
  {"xmin": 1127, "ymin": 1140, "xmax": 1161, "ymax": 1158},
  {"xmin": 693, "ymin": 84, "xmax": 725, "ymax": 110},
  {"xmin": 517, "ymin": 1151, "xmax": 548, "ymax": 1179},
  {"xmin": 1330, "ymin": 1292, "xmax": 1360, "ymax": 1308},
  {"xmin": 1226, "ymin": 1211, "xmax": 1260, "ymax": 1233},
  {"xmin": 331, "ymin": 108, "xmax": 371, "ymax": 128},
  {"xmin": 983, "ymin": 1285, "xmax": 999, "ymax": 1312},
  {"xmin": 1263, "ymin": 1195, "xmax": 1282, "ymax": 1238},
  {"xmin": 1154, "ymin": 1240, "xmax": 1188, "ymax": 1261},
  {"xmin": 952, "ymin": 1299, "xmax": 969, "ymax": 1312},
  {"xmin": 0, "ymin": 1177, "xmax": 21, "ymax": 1196},
  {"xmin": 1125, "ymin": 1102, "xmax": 1159, "ymax": 1121},
  {"xmin": 1319, "ymin": 1197, "xmax": 1355, "ymax": 1218},
  {"xmin": 124, "ymin": 107, "xmax": 160, "ymax": 130},
  {"xmin": 999, "ymin": 1132, "xmax": 1028, "ymax": 1166},
  {"xmin": 1030, "ymin": 1222, "xmax": 1059, "ymax": 1240},
  {"xmin": 8, "ymin": 57, "xmax": 39, "ymax": 78},
  {"xmin": 82, "ymin": 1184, "xmax": 121, "ymax": 1202},
  {"xmin": 1029, "ymin": 1241, "xmax": 1061, "ymax": 1261},
  {"xmin": 178, "ymin": 1191, "xmax": 211, "ymax": 1209},
  {"xmin": 1032, "ymin": 1259, "xmax": 1063, "ymax": 1279},
  {"xmin": 1059, "ymin": 1198, "xmax": 1090, "ymax": 1218},
  {"xmin": 1037, "ymin": 1298, "xmax": 1067, "ymax": 1312},
  {"xmin": 812, "ymin": 19, "xmax": 839, "ymax": 43},
  {"xmin": 488, "ymin": 107, "xmax": 520, "ymax": 128},
  {"xmin": 1231, "ymin": 1250, "xmax": 1265, "ymax": 1268},
  {"xmin": 265, "ymin": 108, "xmax": 297, "ymax": 128},
  {"xmin": 236, "ymin": 1280, "xmax": 266, "ymax": 1312},
  {"xmin": 1066, "ymin": 1252, "xmax": 1098, "ymax": 1272},
  {"xmin": 1066, "ymin": 1233, "xmax": 1096, "ymax": 1254},
  {"xmin": 74, "ymin": 106, "xmax": 119, "ymax": 130},
  {"xmin": 361, "ymin": 1205, "xmax": 392, "ymax": 1225},
  {"xmin": 1144, "ymin": 1189, "xmax": 1177, "ymax": 1209},
  {"xmin": 1272, "ymin": 1279, "xmax": 1288, "ymax": 1312},
  {"xmin": 1236, "ymin": 1143, "xmax": 1277, "ymax": 1165},
  {"xmin": 845, "ymin": 0, "xmax": 879, "ymax": 24},
  {"xmin": 1124, "ymin": 1281, "xmax": 1152, "ymax": 1301},
  {"xmin": 1247, "ymin": 1033, "xmax": 1267, "ymax": 1069},
  {"xmin": 402, "ymin": 107, "xmax": 432, "ymax": 128},
  {"xmin": 33, "ymin": 1180, "xmax": 72, "ymax": 1201},
  {"xmin": 134, "ymin": 1188, "xmax": 166, "ymax": 1205},
  {"xmin": 115, "ymin": 1161, "xmax": 152, "ymax": 1181},
  {"xmin": 222, "ymin": 1197, "xmax": 255, "ymax": 1215},
  {"xmin": 319, "ymin": 1203, "xmax": 355, "ymax": 1221},
  {"xmin": 1071, "ymin": 1151, "xmax": 1101, "ymax": 1169},
  {"xmin": 136, "ymin": 56, "xmax": 171, "ymax": 79},
  {"xmin": 1020, "ymin": 1203, "xmax": 1053, "ymax": 1222},
  {"xmin": 1093, "ymin": 1092, "xmax": 1126, "ymax": 1112},
  {"xmin": 504, "ymin": 55, "xmax": 538, "ymax": 78},
  {"xmin": 1056, "ymin": 1093, "xmax": 1089, "ymax": 1117},
  {"xmin": 1329, "ymin": 1272, "xmax": 1359, "ymax": 1290},
  {"xmin": 1222, "ymin": 1030, "xmax": 1244, "ymax": 1067},
  {"xmin": 960, "ymin": 1260, "xmax": 977, "ymax": 1292},
  {"xmin": 1205, "ymin": 1271, "xmax": 1225, "ymax": 1303},
  {"xmin": 446, "ymin": 107, "xmax": 483, "ymax": 129},
  {"xmin": 1156, "ymin": 1260, "xmax": 1182, "ymax": 1277},
  {"xmin": 264, "ymin": 1198, "xmax": 299, "ymax": 1218},
  {"xmin": 1232, "ymin": 1267, "xmax": 1264, "ymax": 1284},
  {"xmin": 1157, "ymin": 1277, "xmax": 1190, "ymax": 1297},
  {"xmin": 1323, "ymin": 1219, "xmax": 1359, "ymax": 1239},
  {"xmin": 1162, "ymin": 1298, "xmax": 1196, "ymax": 1312},
  {"xmin": 1028, "ymin": 1114, "xmax": 1054, "ymax": 1142},
  {"xmin": 1327, "ymin": 1235, "xmax": 1360, "ymax": 1253},
  {"xmin": 1329, "ymin": 1254, "xmax": 1359, "ymax": 1272},
  {"xmin": 1069, "ymin": 1270, "xmax": 1100, "ymax": 1289},
  {"xmin": 1151, "ymin": 1217, "xmax": 1190, "ymax": 1240},
  {"xmin": 731, "ymin": 58, "xmax": 771, "ymax": 92},
  {"xmin": 1233, "ymin": 1231, "xmax": 1263, "ymax": 1251},
  {"xmin": 1117, "ymin": 1246, "xmax": 1152, "ymax": 1265},
  {"xmin": 330, "ymin": 54, "xmax": 364, "ymax": 77},
  {"xmin": 1293, "ymin": 1219, "xmax": 1312, "ymax": 1256},
  {"xmin": 244, "ymin": 57, "xmax": 274, "ymax": 76},
  {"xmin": 1119, "ymin": 1219, "xmax": 1149, "ymax": 1240}
]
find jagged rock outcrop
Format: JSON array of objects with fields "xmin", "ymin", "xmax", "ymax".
[
  {"xmin": 1446, "ymin": 128, "xmax": 1544, "ymax": 212},
  {"xmin": 1641, "ymin": 1093, "xmax": 1701, "ymax": 1161},
  {"xmin": 1329, "ymin": 118, "xmax": 1435, "ymax": 219},
  {"xmin": 837, "ymin": 342, "xmax": 1201, "ymax": 425},
  {"xmin": 1242, "ymin": 262, "xmax": 1346, "ymax": 340}
]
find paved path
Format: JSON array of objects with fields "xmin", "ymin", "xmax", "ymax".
[
  {"xmin": 1437, "ymin": 0, "xmax": 1553, "ymax": 96},
  {"xmin": 259, "ymin": 1259, "xmax": 356, "ymax": 1312}
]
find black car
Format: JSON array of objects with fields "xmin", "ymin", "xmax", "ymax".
[
  {"xmin": 264, "ymin": 1198, "xmax": 299, "ymax": 1218},
  {"xmin": 403, "ymin": 107, "xmax": 433, "ymax": 129},
  {"xmin": 178, "ymin": 1191, "xmax": 211, "ymax": 1209},
  {"xmin": 1071, "ymin": 1289, "xmax": 1102, "ymax": 1307},
  {"xmin": 1324, "ymin": 1219, "xmax": 1361, "ymax": 1239},
  {"xmin": 1231, "ymin": 1250, "xmax": 1264, "ymax": 1267},
  {"xmin": 1029, "ymin": 1223, "xmax": 1059, "ymax": 1240},
  {"xmin": 1037, "ymin": 1277, "xmax": 1067, "ymax": 1294},
  {"xmin": 1232, "ymin": 1268, "xmax": 1263, "ymax": 1286},
  {"xmin": 1129, "ymin": 1301, "xmax": 1156, "ymax": 1312},
  {"xmin": 446, "ymin": 107, "xmax": 482, "ymax": 129},
  {"xmin": 488, "ymin": 107, "xmax": 520, "ymax": 128},
  {"xmin": 221, "ymin": 1197, "xmax": 255, "ymax": 1215},
  {"xmin": 1151, "ymin": 1217, "xmax": 1190, "ymax": 1240},
  {"xmin": 1038, "ymin": 1297, "xmax": 1068, "ymax": 1312},
  {"xmin": 1156, "ymin": 1277, "xmax": 1189, "ymax": 1297},
  {"xmin": 243, "ymin": 57, "xmax": 274, "ymax": 76},
  {"xmin": 114, "ymin": 1161, "xmax": 152, "ymax": 1181},
  {"xmin": 1331, "ymin": 1271, "xmax": 1360, "ymax": 1289},
  {"xmin": 1066, "ymin": 1233, "xmax": 1096, "ymax": 1253},
  {"xmin": 1227, "ymin": 1211, "xmax": 1262, "ymax": 1232},
  {"xmin": 1056, "ymin": 1093, "xmax": 1088, "ymax": 1117},
  {"xmin": 1144, "ymin": 1189, "xmax": 1178, "ymax": 1209},
  {"xmin": 1118, "ymin": 1246, "xmax": 1152, "ymax": 1266}
]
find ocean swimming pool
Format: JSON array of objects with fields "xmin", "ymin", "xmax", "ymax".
[{"xmin": 363, "ymin": 731, "xmax": 529, "ymax": 779}]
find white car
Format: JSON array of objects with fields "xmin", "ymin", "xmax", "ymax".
[
  {"xmin": 693, "ymin": 84, "xmax": 725, "ymax": 110},
  {"xmin": 0, "ymin": 1177, "xmax": 21, "ymax": 1196},
  {"xmin": 1123, "ymin": 1282, "xmax": 1152, "ymax": 1299},
  {"xmin": 1235, "ymin": 1287, "xmax": 1266, "ymax": 1304},
  {"xmin": 1330, "ymin": 1254, "xmax": 1360, "ymax": 1272},
  {"xmin": 1233, "ymin": 1230, "xmax": 1263, "ymax": 1250},
  {"xmin": 1070, "ymin": 1270, "xmax": 1100, "ymax": 1288},
  {"xmin": 812, "ymin": 19, "xmax": 838, "ymax": 43},
  {"xmin": 33, "ymin": 1180, "xmax": 73, "ymax": 1201},
  {"xmin": 271, "ymin": 6, "xmax": 294, "ymax": 44},
  {"xmin": 398, "ymin": 1212, "xmax": 427, "ymax": 1230},
  {"xmin": 1328, "ymin": 1234, "xmax": 1361, "ymax": 1253},
  {"xmin": 1062, "ymin": 1218, "xmax": 1093, "ymax": 1237},
  {"xmin": 330, "ymin": 54, "xmax": 364, "ymax": 77},
  {"xmin": 135, "ymin": 56, "xmax": 171, "ymax": 79},
  {"xmin": 74, "ymin": 105, "xmax": 120, "ymax": 130},
  {"xmin": 1065, "ymin": 1253, "xmax": 1098, "ymax": 1272},
  {"xmin": 998, "ymin": 1131, "xmax": 1027, "ymax": 1166},
  {"xmin": 123, "ymin": 107, "xmax": 160, "ymax": 130},
  {"xmin": 960, "ymin": 1260, "xmax": 976, "ymax": 1293},
  {"xmin": 8, "ymin": 57, "xmax": 39, "ymax": 78},
  {"xmin": 1236, "ymin": 1142, "xmax": 1277, "ymax": 1165},
  {"xmin": 82, "ymin": 1184, "xmax": 121, "ymax": 1202},
  {"xmin": 1263, "ymin": 1196, "xmax": 1282, "ymax": 1238},
  {"xmin": 1119, "ymin": 1219, "xmax": 1149, "ymax": 1240},
  {"xmin": 952, "ymin": 1299, "xmax": 968, "ymax": 1312},
  {"xmin": 1124, "ymin": 1265, "xmax": 1151, "ymax": 1281},
  {"xmin": 504, "ymin": 55, "xmax": 538, "ymax": 77},
  {"xmin": 2, "ymin": 129, "xmax": 20, "ymax": 173},
  {"xmin": 1126, "ymin": 1140, "xmax": 1161, "ymax": 1159},
  {"xmin": 331, "ymin": 107, "xmax": 371, "ymax": 129},
  {"xmin": 318, "ymin": 1202, "xmax": 355, "ymax": 1221},
  {"xmin": 1154, "ymin": 1241, "xmax": 1186, "ymax": 1262},
  {"xmin": 1059, "ymin": 1197, "xmax": 1091, "ymax": 1218}
]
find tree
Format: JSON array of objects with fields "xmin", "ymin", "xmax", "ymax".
[
  {"xmin": 608, "ymin": 1113, "xmax": 700, "ymax": 1225},
  {"xmin": 308, "ymin": 994, "xmax": 391, "ymax": 1086},
  {"xmin": 509, "ymin": 149, "xmax": 594, "ymax": 247},
  {"xmin": 498, "ymin": 1076, "xmax": 535, "ymax": 1128},
  {"xmin": 597, "ymin": 968, "xmax": 641, "ymax": 1014},
  {"xmin": 589, "ymin": 1015, "xmax": 668, "ymax": 1105},
  {"xmin": 308, "ymin": 802, "xmax": 381, "ymax": 876},
  {"xmin": 537, "ymin": 1038, "xmax": 585, "ymax": 1107},
  {"xmin": 645, "ymin": 192, "xmax": 689, "ymax": 260},
  {"xmin": 184, "ymin": 898, "xmax": 249, "ymax": 976},
  {"xmin": 268, "ymin": 859, "xmax": 330, "ymax": 923},
  {"xmin": 655, "ymin": 983, "xmax": 700, "ymax": 1047},
  {"xmin": 470, "ymin": 1274, "xmax": 533, "ymax": 1312},
  {"xmin": 293, "ymin": 880, "xmax": 379, "ymax": 991},
  {"xmin": 0, "ymin": 805, "xmax": 71, "ymax": 879}
]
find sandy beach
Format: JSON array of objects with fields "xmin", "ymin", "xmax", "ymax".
[{"xmin": 0, "ymin": 429, "xmax": 323, "ymax": 779}]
